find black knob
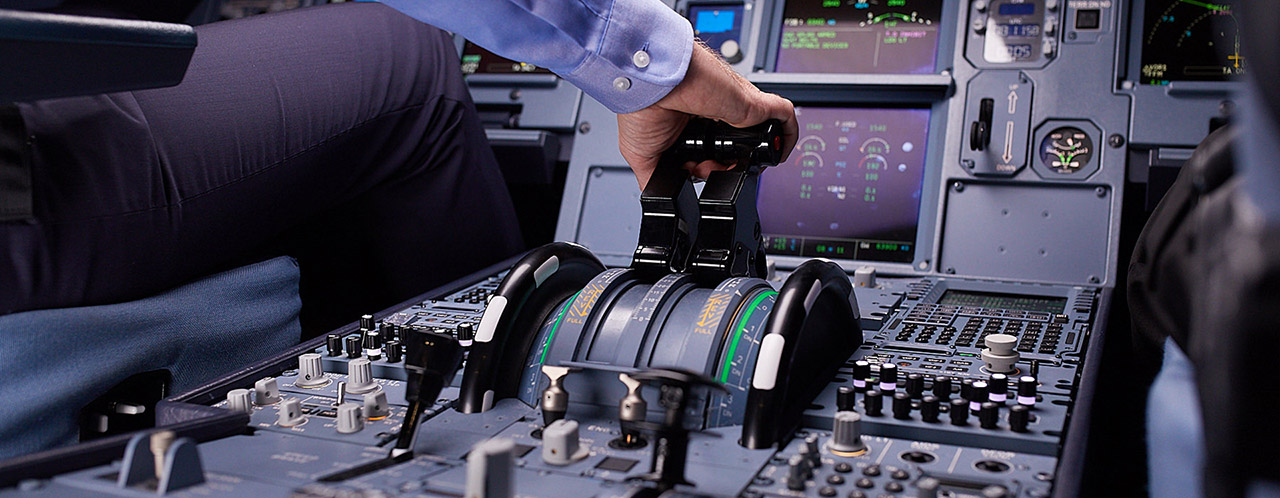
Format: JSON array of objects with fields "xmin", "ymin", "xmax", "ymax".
[
  {"xmin": 988, "ymin": 373, "xmax": 1009, "ymax": 404},
  {"xmin": 1009, "ymin": 404, "xmax": 1030, "ymax": 432},
  {"xmin": 786, "ymin": 455, "xmax": 808, "ymax": 491},
  {"xmin": 383, "ymin": 323, "xmax": 400, "ymax": 342},
  {"xmin": 363, "ymin": 331, "xmax": 383, "ymax": 360},
  {"xmin": 384, "ymin": 339, "xmax": 402, "ymax": 363},
  {"xmin": 892, "ymin": 392, "xmax": 912, "ymax": 420},
  {"xmin": 879, "ymin": 363, "xmax": 898, "ymax": 391},
  {"xmin": 949, "ymin": 399, "xmax": 969, "ymax": 426},
  {"xmin": 1017, "ymin": 376, "xmax": 1037, "ymax": 406},
  {"xmin": 457, "ymin": 323, "xmax": 475, "ymax": 342},
  {"xmin": 344, "ymin": 335, "xmax": 361, "ymax": 359},
  {"xmin": 979, "ymin": 402, "xmax": 999, "ymax": 429},
  {"xmin": 969, "ymin": 380, "xmax": 989, "ymax": 413},
  {"xmin": 932, "ymin": 376, "xmax": 953, "ymax": 399},
  {"xmin": 864, "ymin": 389, "xmax": 883, "ymax": 417},
  {"xmin": 837, "ymin": 386, "xmax": 856, "ymax": 412},
  {"xmin": 360, "ymin": 314, "xmax": 375, "ymax": 331},
  {"xmin": 921, "ymin": 395, "xmax": 940, "ymax": 423},
  {"xmin": 960, "ymin": 379, "xmax": 975, "ymax": 400},
  {"xmin": 853, "ymin": 361, "xmax": 871, "ymax": 392},
  {"xmin": 326, "ymin": 334, "xmax": 343, "ymax": 357},
  {"xmin": 905, "ymin": 373, "xmax": 924, "ymax": 398}
]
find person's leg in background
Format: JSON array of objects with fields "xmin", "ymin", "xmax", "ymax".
[{"xmin": 0, "ymin": 2, "xmax": 522, "ymax": 333}]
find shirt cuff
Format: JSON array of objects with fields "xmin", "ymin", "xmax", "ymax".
[{"xmin": 563, "ymin": 0, "xmax": 694, "ymax": 114}]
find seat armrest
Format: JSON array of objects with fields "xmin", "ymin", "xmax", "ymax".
[{"xmin": 0, "ymin": 9, "xmax": 196, "ymax": 103}]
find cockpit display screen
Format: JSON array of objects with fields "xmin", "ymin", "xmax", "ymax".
[
  {"xmin": 758, "ymin": 106, "xmax": 930, "ymax": 263},
  {"xmin": 775, "ymin": 0, "xmax": 943, "ymax": 74},
  {"xmin": 460, "ymin": 41, "xmax": 553, "ymax": 75},
  {"xmin": 1140, "ymin": 0, "xmax": 1243, "ymax": 84}
]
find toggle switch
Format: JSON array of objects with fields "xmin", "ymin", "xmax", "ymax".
[{"xmin": 970, "ymin": 98, "xmax": 995, "ymax": 151}]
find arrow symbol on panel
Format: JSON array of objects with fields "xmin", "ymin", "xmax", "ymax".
[
  {"xmin": 1002, "ymin": 121, "xmax": 1015, "ymax": 163},
  {"xmin": 1007, "ymin": 91, "xmax": 1018, "ymax": 114}
]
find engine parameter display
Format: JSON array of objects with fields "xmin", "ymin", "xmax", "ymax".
[
  {"xmin": 938, "ymin": 290, "xmax": 1067, "ymax": 314},
  {"xmin": 775, "ymin": 0, "xmax": 942, "ymax": 74},
  {"xmin": 460, "ymin": 41, "xmax": 552, "ymax": 75},
  {"xmin": 1140, "ymin": 0, "xmax": 1243, "ymax": 84},
  {"xmin": 759, "ymin": 106, "xmax": 930, "ymax": 263}
]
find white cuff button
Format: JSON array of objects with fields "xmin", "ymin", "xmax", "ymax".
[
  {"xmin": 613, "ymin": 77, "xmax": 632, "ymax": 91},
  {"xmin": 632, "ymin": 50, "xmax": 651, "ymax": 68}
]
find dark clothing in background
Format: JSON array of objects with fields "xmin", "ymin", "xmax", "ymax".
[{"xmin": 0, "ymin": 2, "xmax": 523, "ymax": 333}]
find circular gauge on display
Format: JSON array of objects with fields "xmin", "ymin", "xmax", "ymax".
[{"xmin": 1039, "ymin": 127, "xmax": 1093, "ymax": 174}]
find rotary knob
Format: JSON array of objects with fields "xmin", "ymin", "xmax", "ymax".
[
  {"xmin": 346, "ymin": 358, "xmax": 379, "ymax": 394},
  {"xmin": 541, "ymin": 419, "xmax": 589, "ymax": 465},
  {"xmin": 826, "ymin": 411, "xmax": 868, "ymax": 456},
  {"xmin": 295, "ymin": 353, "xmax": 330, "ymax": 388},
  {"xmin": 981, "ymin": 334, "xmax": 1020, "ymax": 373},
  {"xmin": 276, "ymin": 398, "xmax": 305, "ymax": 427},
  {"xmin": 254, "ymin": 377, "xmax": 281, "ymax": 405},
  {"xmin": 363, "ymin": 391, "xmax": 391, "ymax": 420},
  {"xmin": 226, "ymin": 388, "xmax": 252, "ymax": 414},
  {"xmin": 336, "ymin": 402, "xmax": 363, "ymax": 434}
]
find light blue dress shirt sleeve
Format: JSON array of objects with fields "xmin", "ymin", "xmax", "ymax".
[{"xmin": 376, "ymin": 0, "xmax": 695, "ymax": 114}]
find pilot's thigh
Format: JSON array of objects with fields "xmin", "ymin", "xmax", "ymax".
[{"xmin": 0, "ymin": 2, "xmax": 520, "ymax": 320}]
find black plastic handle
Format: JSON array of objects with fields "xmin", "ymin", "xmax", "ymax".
[
  {"xmin": 740, "ymin": 259, "xmax": 862, "ymax": 449},
  {"xmin": 457, "ymin": 242, "xmax": 605, "ymax": 413}
]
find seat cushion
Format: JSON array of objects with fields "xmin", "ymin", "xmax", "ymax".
[{"xmin": 0, "ymin": 256, "xmax": 301, "ymax": 459}]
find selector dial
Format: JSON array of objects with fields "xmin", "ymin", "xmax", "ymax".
[{"xmin": 1038, "ymin": 127, "xmax": 1093, "ymax": 174}]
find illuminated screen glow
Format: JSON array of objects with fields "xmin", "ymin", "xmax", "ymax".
[{"xmin": 758, "ymin": 106, "xmax": 930, "ymax": 263}]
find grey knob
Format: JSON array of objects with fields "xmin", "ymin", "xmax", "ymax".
[
  {"xmin": 981, "ymin": 334, "xmax": 1020, "ymax": 373},
  {"xmin": 254, "ymin": 377, "xmax": 281, "ymax": 405},
  {"xmin": 363, "ymin": 391, "xmax": 390, "ymax": 419},
  {"xmin": 917, "ymin": 477, "xmax": 941, "ymax": 498},
  {"xmin": 336, "ymin": 402, "xmax": 363, "ymax": 434},
  {"xmin": 346, "ymin": 358, "xmax": 378, "ymax": 394},
  {"xmin": 295, "ymin": 353, "xmax": 330, "ymax": 388},
  {"xmin": 226, "ymin": 389, "xmax": 252, "ymax": 414},
  {"xmin": 719, "ymin": 39, "xmax": 743, "ymax": 64},
  {"xmin": 541, "ymin": 419, "xmax": 589, "ymax": 465},
  {"xmin": 853, "ymin": 266, "xmax": 877, "ymax": 288},
  {"xmin": 827, "ymin": 411, "xmax": 868, "ymax": 455},
  {"xmin": 276, "ymin": 398, "xmax": 305, "ymax": 427},
  {"xmin": 466, "ymin": 438, "xmax": 514, "ymax": 498},
  {"xmin": 983, "ymin": 485, "xmax": 1011, "ymax": 498}
]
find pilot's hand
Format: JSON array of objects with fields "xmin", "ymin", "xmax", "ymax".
[{"xmin": 618, "ymin": 41, "xmax": 798, "ymax": 189}]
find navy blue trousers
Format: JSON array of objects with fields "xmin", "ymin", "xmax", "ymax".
[{"xmin": 0, "ymin": 3, "xmax": 523, "ymax": 334}]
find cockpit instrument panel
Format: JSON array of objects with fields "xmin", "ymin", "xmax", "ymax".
[
  {"xmin": 774, "ymin": 0, "xmax": 943, "ymax": 74},
  {"xmin": 759, "ymin": 106, "xmax": 930, "ymax": 263},
  {"xmin": 1140, "ymin": 0, "xmax": 1243, "ymax": 84},
  {"xmin": 460, "ymin": 40, "xmax": 553, "ymax": 75}
]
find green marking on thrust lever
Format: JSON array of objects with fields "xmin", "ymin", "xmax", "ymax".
[
  {"xmin": 721, "ymin": 291, "xmax": 778, "ymax": 383},
  {"xmin": 540, "ymin": 291, "xmax": 580, "ymax": 364}
]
